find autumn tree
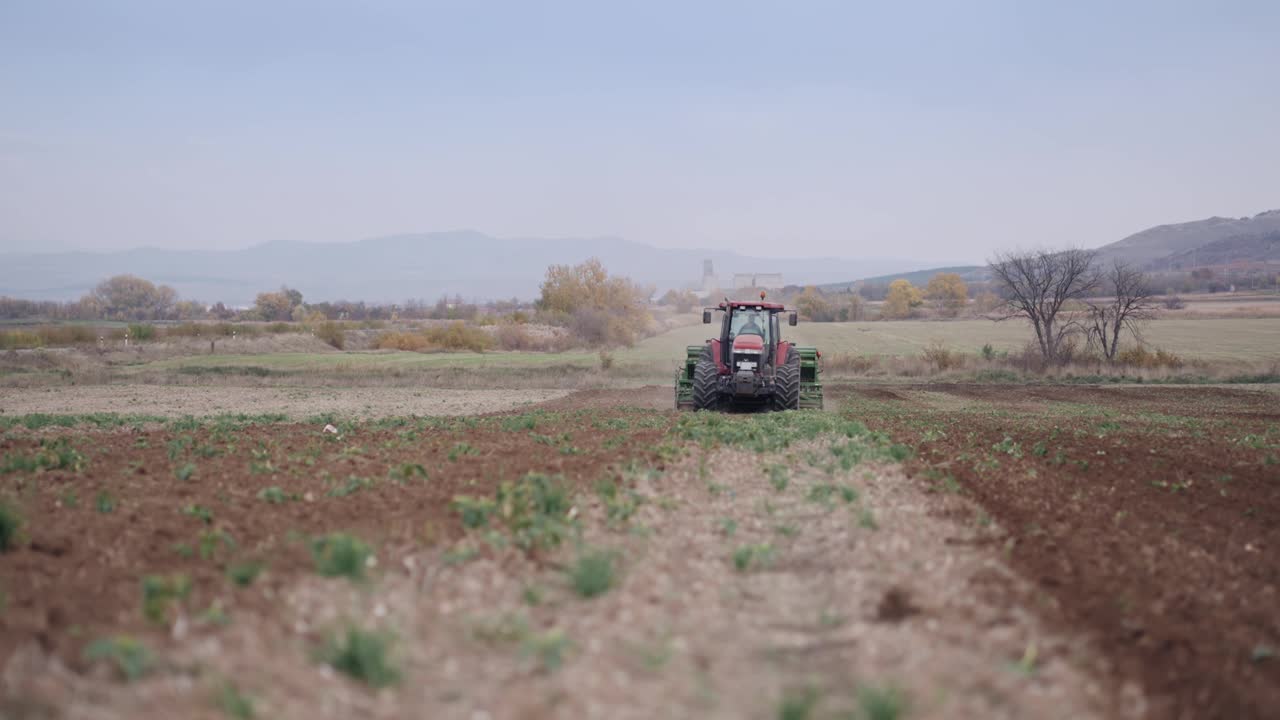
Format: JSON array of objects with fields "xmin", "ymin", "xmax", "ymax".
[
  {"xmin": 989, "ymin": 248, "xmax": 1099, "ymax": 362},
  {"xmin": 252, "ymin": 285, "xmax": 304, "ymax": 321},
  {"xmin": 253, "ymin": 291, "xmax": 294, "ymax": 321},
  {"xmin": 925, "ymin": 273, "xmax": 968, "ymax": 317},
  {"xmin": 658, "ymin": 288, "xmax": 699, "ymax": 313},
  {"xmin": 537, "ymin": 258, "xmax": 652, "ymax": 346},
  {"xmin": 173, "ymin": 300, "xmax": 207, "ymax": 320},
  {"xmin": 846, "ymin": 294, "xmax": 866, "ymax": 321},
  {"xmin": 881, "ymin": 279, "xmax": 923, "ymax": 319},
  {"xmin": 90, "ymin": 275, "xmax": 178, "ymax": 321},
  {"xmin": 795, "ymin": 286, "xmax": 835, "ymax": 321}
]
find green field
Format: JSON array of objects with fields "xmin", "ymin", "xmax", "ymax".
[
  {"xmin": 630, "ymin": 317, "xmax": 1280, "ymax": 362},
  {"xmin": 121, "ymin": 317, "xmax": 1280, "ymax": 385},
  {"xmin": 798, "ymin": 318, "xmax": 1280, "ymax": 360}
]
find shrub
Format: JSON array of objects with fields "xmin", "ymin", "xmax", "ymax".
[
  {"xmin": 1163, "ymin": 295, "xmax": 1186, "ymax": 310},
  {"xmin": 310, "ymin": 533, "xmax": 372, "ymax": 579},
  {"xmin": 315, "ymin": 321, "xmax": 345, "ymax": 349},
  {"xmin": 794, "ymin": 286, "xmax": 838, "ymax": 322},
  {"xmin": 658, "ymin": 288, "xmax": 699, "ymax": 312},
  {"xmin": 568, "ymin": 547, "xmax": 616, "ymax": 598},
  {"xmin": 0, "ymin": 329, "xmax": 42, "ymax": 349},
  {"xmin": 35, "ymin": 325, "xmax": 97, "ymax": 346},
  {"xmin": 495, "ymin": 323, "xmax": 534, "ymax": 350},
  {"xmin": 127, "ymin": 323, "xmax": 156, "ymax": 341},
  {"xmin": 83, "ymin": 636, "xmax": 154, "ymax": 681},
  {"xmin": 0, "ymin": 500, "xmax": 22, "ymax": 552},
  {"xmin": 822, "ymin": 353, "xmax": 877, "ymax": 375},
  {"xmin": 1116, "ymin": 345, "xmax": 1184, "ymax": 369},
  {"xmin": 426, "ymin": 321, "xmax": 492, "ymax": 352},
  {"xmin": 374, "ymin": 331, "xmax": 431, "ymax": 351},
  {"xmin": 922, "ymin": 341, "xmax": 963, "ymax": 371},
  {"xmin": 160, "ymin": 322, "xmax": 202, "ymax": 338},
  {"xmin": 374, "ymin": 323, "xmax": 493, "ymax": 352},
  {"xmin": 321, "ymin": 627, "xmax": 399, "ymax": 688}
]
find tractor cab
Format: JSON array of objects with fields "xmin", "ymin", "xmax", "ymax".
[{"xmin": 702, "ymin": 300, "xmax": 797, "ymax": 376}]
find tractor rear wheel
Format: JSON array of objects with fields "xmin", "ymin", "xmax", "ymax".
[
  {"xmin": 772, "ymin": 351, "xmax": 800, "ymax": 411},
  {"xmin": 692, "ymin": 351, "xmax": 720, "ymax": 411}
]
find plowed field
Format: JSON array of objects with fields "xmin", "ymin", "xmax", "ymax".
[{"xmin": 1, "ymin": 383, "xmax": 1276, "ymax": 719}]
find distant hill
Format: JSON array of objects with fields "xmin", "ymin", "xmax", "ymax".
[
  {"xmin": 819, "ymin": 208, "xmax": 1280, "ymax": 290},
  {"xmin": 1095, "ymin": 209, "xmax": 1280, "ymax": 267},
  {"xmin": 817, "ymin": 265, "xmax": 987, "ymax": 291},
  {"xmin": 0, "ymin": 232, "xmax": 941, "ymax": 305},
  {"xmin": 1153, "ymin": 230, "xmax": 1280, "ymax": 270}
]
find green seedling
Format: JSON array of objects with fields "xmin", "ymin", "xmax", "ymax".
[
  {"xmin": 83, "ymin": 636, "xmax": 153, "ymax": 681},
  {"xmin": 320, "ymin": 627, "xmax": 399, "ymax": 687},
  {"xmin": 311, "ymin": 533, "xmax": 372, "ymax": 579},
  {"xmin": 141, "ymin": 573, "xmax": 191, "ymax": 623},
  {"xmin": 569, "ymin": 547, "xmax": 616, "ymax": 598}
]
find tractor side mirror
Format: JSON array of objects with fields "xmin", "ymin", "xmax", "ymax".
[
  {"xmin": 702, "ymin": 310, "xmax": 712, "ymax": 324},
  {"xmin": 788, "ymin": 312, "xmax": 798, "ymax": 326}
]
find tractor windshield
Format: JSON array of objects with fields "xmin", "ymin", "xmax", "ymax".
[{"xmin": 730, "ymin": 309, "xmax": 770, "ymax": 342}]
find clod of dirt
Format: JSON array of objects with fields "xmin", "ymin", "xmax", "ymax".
[
  {"xmin": 29, "ymin": 537, "xmax": 70, "ymax": 557},
  {"xmin": 876, "ymin": 587, "xmax": 921, "ymax": 622}
]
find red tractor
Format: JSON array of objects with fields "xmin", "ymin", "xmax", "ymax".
[{"xmin": 675, "ymin": 294, "xmax": 823, "ymax": 411}]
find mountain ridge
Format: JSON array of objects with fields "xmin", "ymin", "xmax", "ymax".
[
  {"xmin": 820, "ymin": 208, "xmax": 1280, "ymax": 288},
  {"xmin": 0, "ymin": 232, "xmax": 947, "ymax": 305}
]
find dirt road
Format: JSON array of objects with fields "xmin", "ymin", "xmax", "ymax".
[{"xmin": 0, "ymin": 385, "xmax": 571, "ymax": 418}]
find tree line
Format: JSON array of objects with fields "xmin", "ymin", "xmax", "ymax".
[{"xmin": 0, "ymin": 275, "xmax": 514, "ymax": 324}]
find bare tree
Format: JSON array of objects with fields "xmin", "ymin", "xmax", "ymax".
[
  {"xmin": 988, "ymin": 248, "xmax": 1099, "ymax": 362},
  {"xmin": 1086, "ymin": 262, "xmax": 1156, "ymax": 360}
]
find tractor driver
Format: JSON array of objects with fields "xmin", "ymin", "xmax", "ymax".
[{"xmin": 734, "ymin": 310, "xmax": 767, "ymax": 339}]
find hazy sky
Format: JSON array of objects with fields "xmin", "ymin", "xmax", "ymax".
[{"xmin": 2, "ymin": 0, "xmax": 1278, "ymax": 261}]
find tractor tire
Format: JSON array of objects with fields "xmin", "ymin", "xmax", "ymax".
[
  {"xmin": 773, "ymin": 351, "xmax": 801, "ymax": 411},
  {"xmin": 692, "ymin": 356, "xmax": 720, "ymax": 411}
]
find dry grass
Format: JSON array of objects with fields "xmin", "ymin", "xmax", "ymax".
[
  {"xmin": 374, "ymin": 322, "xmax": 494, "ymax": 353},
  {"xmin": 821, "ymin": 346, "xmax": 1279, "ymax": 384},
  {"xmin": 492, "ymin": 323, "xmax": 575, "ymax": 352}
]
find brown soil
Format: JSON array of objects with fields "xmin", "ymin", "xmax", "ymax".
[
  {"xmin": 1, "ymin": 406, "xmax": 1110, "ymax": 719},
  {"xmin": 833, "ymin": 383, "xmax": 1280, "ymax": 719},
  {"xmin": 0, "ymin": 409, "xmax": 672, "ymax": 671},
  {"xmin": 0, "ymin": 385, "xmax": 572, "ymax": 416}
]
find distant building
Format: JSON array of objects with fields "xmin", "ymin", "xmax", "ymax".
[
  {"xmin": 701, "ymin": 259, "xmax": 719, "ymax": 295},
  {"xmin": 732, "ymin": 273, "xmax": 784, "ymax": 290}
]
